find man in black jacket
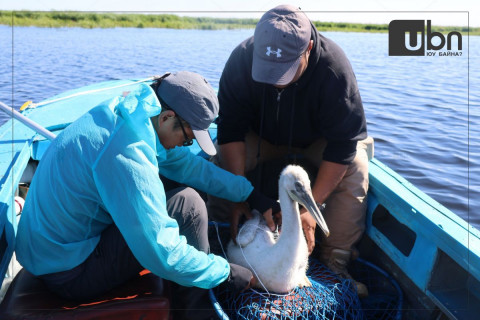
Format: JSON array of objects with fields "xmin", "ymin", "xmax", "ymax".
[{"xmin": 209, "ymin": 4, "xmax": 372, "ymax": 297}]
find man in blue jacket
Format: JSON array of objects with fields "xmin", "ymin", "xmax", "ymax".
[
  {"xmin": 16, "ymin": 71, "xmax": 278, "ymax": 319},
  {"xmin": 209, "ymin": 5, "xmax": 372, "ymax": 297}
]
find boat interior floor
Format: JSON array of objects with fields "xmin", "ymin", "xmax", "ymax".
[{"xmin": 0, "ymin": 268, "xmax": 171, "ymax": 320}]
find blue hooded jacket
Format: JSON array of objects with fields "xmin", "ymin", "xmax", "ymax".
[{"xmin": 16, "ymin": 83, "xmax": 253, "ymax": 289}]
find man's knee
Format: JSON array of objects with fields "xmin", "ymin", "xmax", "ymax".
[
  {"xmin": 358, "ymin": 136, "xmax": 374, "ymax": 161},
  {"xmin": 168, "ymin": 187, "xmax": 208, "ymax": 223},
  {"xmin": 338, "ymin": 144, "xmax": 369, "ymax": 199},
  {"xmin": 167, "ymin": 187, "xmax": 210, "ymax": 252}
]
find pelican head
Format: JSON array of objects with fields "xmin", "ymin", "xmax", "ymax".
[{"xmin": 280, "ymin": 165, "xmax": 330, "ymax": 237}]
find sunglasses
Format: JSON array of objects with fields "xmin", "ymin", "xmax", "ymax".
[
  {"xmin": 154, "ymin": 73, "xmax": 194, "ymax": 147},
  {"xmin": 176, "ymin": 116, "xmax": 193, "ymax": 147}
]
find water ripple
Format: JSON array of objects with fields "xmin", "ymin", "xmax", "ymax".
[{"xmin": 0, "ymin": 26, "xmax": 478, "ymax": 229}]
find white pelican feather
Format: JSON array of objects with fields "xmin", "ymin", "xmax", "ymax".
[{"xmin": 227, "ymin": 165, "xmax": 330, "ymax": 293}]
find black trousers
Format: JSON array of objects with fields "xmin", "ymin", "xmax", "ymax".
[{"xmin": 40, "ymin": 187, "xmax": 216, "ymax": 319}]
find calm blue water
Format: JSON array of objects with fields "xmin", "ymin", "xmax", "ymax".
[{"xmin": 0, "ymin": 26, "xmax": 478, "ymax": 230}]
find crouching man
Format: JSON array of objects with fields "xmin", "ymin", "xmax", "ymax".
[{"xmin": 16, "ymin": 71, "xmax": 279, "ymax": 319}]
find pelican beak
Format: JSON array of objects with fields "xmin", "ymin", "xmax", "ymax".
[{"xmin": 291, "ymin": 185, "xmax": 330, "ymax": 237}]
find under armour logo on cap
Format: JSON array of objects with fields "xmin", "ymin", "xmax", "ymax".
[{"xmin": 266, "ymin": 47, "xmax": 282, "ymax": 58}]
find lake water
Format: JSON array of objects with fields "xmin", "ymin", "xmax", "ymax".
[{"xmin": 0, "ymin": 26, "xmax": 478, "ymax": 230}]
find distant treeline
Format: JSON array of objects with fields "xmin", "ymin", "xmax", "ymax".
[
  {"xmin": 0, "ymin": 11, "xmax": 257, "ymax": 29},
  {"xmin": 0, "ymin": 11, "xmax": 477, "ymax": 35}
]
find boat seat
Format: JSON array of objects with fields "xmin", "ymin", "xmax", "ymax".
[{"xmin": 0, "ymin": 268, "xmax": 171, "ymax": 320}]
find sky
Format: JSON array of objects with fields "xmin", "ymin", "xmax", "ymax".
[{"xmin": 0, "ymin": 0, "xmax": 478, "ymax": 27}]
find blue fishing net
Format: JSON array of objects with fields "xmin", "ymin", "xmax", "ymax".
[
  {"xmin": 208, "ymin": 222, "xmax": 403, "ymax": 320},
  {"xmin": 212, "ymin": 258, "xmax": 365, "ymax": 320}
]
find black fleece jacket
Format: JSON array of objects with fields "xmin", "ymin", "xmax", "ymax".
[{"xmin": 216, "ymin": 24, "xmax": 367, "ymax": 165}]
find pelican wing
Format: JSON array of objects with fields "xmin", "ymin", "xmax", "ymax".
[{"xmin": 236, "ymin": 210, "xmax": 263, "ymax": 247}]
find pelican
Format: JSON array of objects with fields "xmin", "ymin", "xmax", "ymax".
[{"xmin": 227, "ymin": 165, "xmax": 330, "ymax": 293}]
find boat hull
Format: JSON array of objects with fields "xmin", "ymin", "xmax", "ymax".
[{"xmin": 0, "ymin": 78, "xmax": 478, "ymax": 318}]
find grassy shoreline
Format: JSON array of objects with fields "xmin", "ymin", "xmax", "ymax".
[{"xmin": 0, "ymin": 11, "xmax": 477, "ymax": 35}]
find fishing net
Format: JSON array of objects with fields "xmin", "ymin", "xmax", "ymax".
[
  {"xmin": 212, "ymin": 259, "xmax": 365, "ymax": 320},
  {"xmin": 209, "ymin": 223, "xmax": 364, "ymax": 319},
  {"xmin": 208, "ymin": 222, "xmax": 403, "ymax": 320}
]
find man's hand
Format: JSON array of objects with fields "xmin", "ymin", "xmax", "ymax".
[
  {"xmin": 300, "ymin": 209, "xmax": 317, "ymax": 254},
  {"xmin": 225, "ymin": 263, "xmax": 256, "ymax": 294},
  {"xmin": 261, "ymin": 208, "xmax": 276, "ymax": 232},
  {"xmin": 245, "ymin": 188, "xmax": 280, "ymax": 230},
  {"xmin": 230, "ymin": 202, "xmax": 252, "ymax": 243},
  {"xmin": 245, "ymin": 275, "xmax": 258, "ymax": 292},
  {"xmin": 230, "ymin": 204, "xmax": 281, "ymax": 242}
]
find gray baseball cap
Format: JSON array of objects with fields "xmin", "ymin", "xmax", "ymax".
[
  {"xmin": 156, "ymin": 71, "xmax": 219, "ymax": 156},
  {"xmin": 252, "ymin": 5, "xmax": 311, "ymax": 85}
]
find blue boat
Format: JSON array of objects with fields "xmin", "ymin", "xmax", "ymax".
[{"xmin": 0, "ymin": 78, "xmax": 478, "ymax": 319}]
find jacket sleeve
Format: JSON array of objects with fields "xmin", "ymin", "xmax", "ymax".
[
  {"xmin": 159, "ymin": 147, "xmax": 254, "ymax": 202},
  {"xmin": 317, "ymin": 38, "xmax": 367, "ymax": 164},
  {"xmin": 217, "ymin": 38, "xmax": 256, "ymax": 145},
  {"xmin": 92, "ymin": 122, "xmax": 230, "ymax": 289},
  {"xmin": 320, "ymin": 85, "xmax": 366, "ymax": 164}
]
